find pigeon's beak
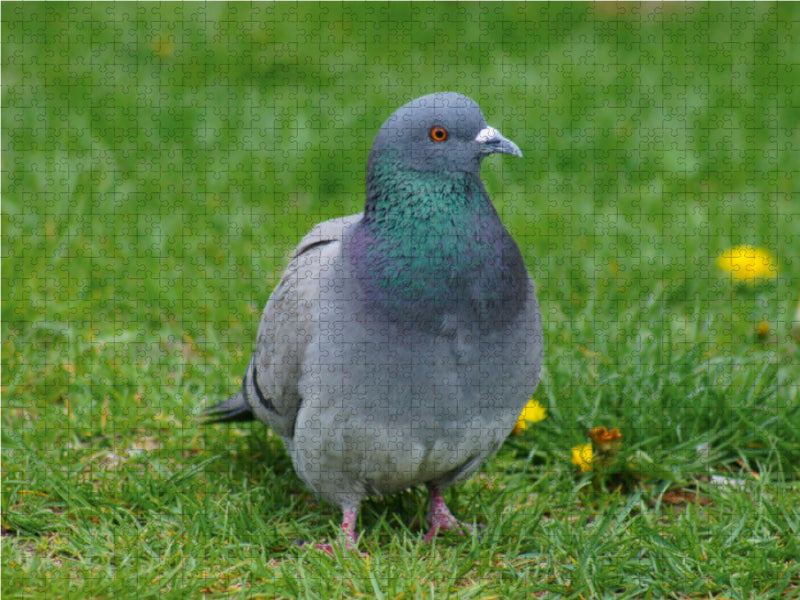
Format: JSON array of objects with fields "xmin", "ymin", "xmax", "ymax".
[{"xmin": 475, "ymin": 126, "xmax": 523, "ymax": 158}]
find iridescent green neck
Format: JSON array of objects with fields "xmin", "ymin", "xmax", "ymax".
[
  {"xmin": 363, "ymin": 154, "xmax": 486, "ymax": 290},
  {"xmin": 351, "ymin": 152, "xmax": 525, "ymax": 323}
]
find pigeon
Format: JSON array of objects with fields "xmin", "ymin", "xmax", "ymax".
[{"xmin": 206, "ymin": 92, "xmax": 543, "ymax": 551}]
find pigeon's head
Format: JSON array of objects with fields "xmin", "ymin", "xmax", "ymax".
[{"xmin": 369, "ymin": 92, "xmax": 522, "ymax": 174}]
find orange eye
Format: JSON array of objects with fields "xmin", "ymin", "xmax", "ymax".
[{"xmin": 430, "ymin": 126, "xmax": 448, "ymax": 142}]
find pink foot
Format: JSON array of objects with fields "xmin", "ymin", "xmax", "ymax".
[
  {"xmin": 306, "ymin": 505, "xmax": 363, "ymax": 555},
  {"xmin": 423, "ymin": 486, "xmax": 481, "ymax": 543}
]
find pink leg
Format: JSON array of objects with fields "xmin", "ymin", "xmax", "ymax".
[
  {"xmin": 314, "ymin": 505, "xmax": 360, "ymax": 554},
  {"xmin": 424, "ymin": 486, "xmax": 475, "ymax": 543}
]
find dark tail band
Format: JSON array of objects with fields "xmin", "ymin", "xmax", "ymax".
[{"xmin": 203, "ymin": 391, "xmax": 254, "ymax": 424}]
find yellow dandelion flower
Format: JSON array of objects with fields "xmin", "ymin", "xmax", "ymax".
[
  {"xmin": 152, "ymin": 34, "xmax": 175, "ymax": 58},
  {"xmin": 512, "ymin": 398, "xmax": 547, "ymax": 434},
  {"xmin": 571, "ymin": 443, "xmax": 593, "ymax": 472},
  {"xmin": 716, "ymin": 245, "xmax": 777, "ymax": 283}
]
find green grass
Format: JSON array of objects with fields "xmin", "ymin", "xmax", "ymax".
[{"xmin": 3, "ymin": 2, "xmax": 800, "ymax": 598}]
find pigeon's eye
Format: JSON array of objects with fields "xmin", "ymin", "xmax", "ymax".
[{"xmin": 430, "ymin": 126, "xmax": 448, "ymax": 142}]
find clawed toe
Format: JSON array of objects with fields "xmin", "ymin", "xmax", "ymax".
[{"xmin": 423, "ymin": 518, "xmax": 483, "ymax": 543}]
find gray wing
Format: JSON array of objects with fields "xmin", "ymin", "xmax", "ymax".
[{"xmin": 240, "ymin": 214, "xmax": 363, "ymax": 440}]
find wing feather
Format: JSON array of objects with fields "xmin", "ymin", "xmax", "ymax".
[{"xmin": 243, "ymin": 214, "xmax": 363, "ymax": 439}]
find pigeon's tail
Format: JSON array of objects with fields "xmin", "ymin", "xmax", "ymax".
[{"xmin": 203, "ymin": 391, "xmax": 255, "ymax": 423}]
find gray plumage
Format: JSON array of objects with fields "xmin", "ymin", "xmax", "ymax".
[{"xmin": 207, "ymin": 92, "xmax": 543, "ymax": 548}]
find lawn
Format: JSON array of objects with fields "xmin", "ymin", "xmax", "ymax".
[{"xmin": 2, "ymin": 3, "xmax": 799, "ymax": 599}]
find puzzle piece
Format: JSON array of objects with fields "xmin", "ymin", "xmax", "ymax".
[{"xmin": 3, "ymin": 5, "xmax": 798, "ymax": 597}]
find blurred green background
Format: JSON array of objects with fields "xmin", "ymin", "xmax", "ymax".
[
  {"xmin": 3, "ymin": 3, "xmax": 799, "ymax": 598},
  {"xmin": 4, "ymin": 1, "xmax": 797, "ymax": 431}
]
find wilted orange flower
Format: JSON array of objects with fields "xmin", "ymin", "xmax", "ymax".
[
  {"xmin": 717, "ymin": 246, "xmax": 777, "ymax": 283},
  {"xmin": 512, "ymin": 398, "xmax": 547, "ymax": 435},
  {"xmin": 588, "ymin": 426, "xmax": 622, "ymax": 452}
]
